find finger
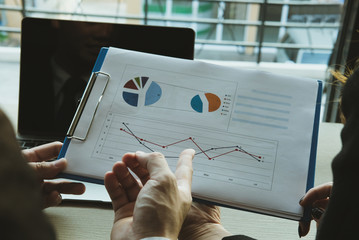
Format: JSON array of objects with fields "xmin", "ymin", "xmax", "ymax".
[
  {"xmin": 175, "ymin": 149, "xmax": 195, "ymax": 199},
  {"xmin": 104, "ymin": 170, "xmax": 130, "ymax": 211},
  {"xmin": 43, "ymin": 191, "xmax": 62, "ymax": 208},
  {"xmin": 43, "ymin": 181, "xmax": 86, "ymax": 195},
  {"xmin": 300, "ymin": 182, "xmax": 332, "ymax": 206},
  {"xmin": 134, "ymin": 151, "xmax": 172, "ymax": 179},
  {"xmin": 29, "ymin": 158, "xmax": 67, "ymax": 179},
  {"xmin": 23, "ymin": 141, "xmax": 63, "ymax": 162},
  {"xmin": 122, "ymin": 152, "xmax": 150, "ymax": 185},
  {"xmin": 113, "ymin": 160, "xmax": 142, "ymax": 202},
  {"xmin": 298, "ymin": 221, "xmax": 311, "ymax": 237}
]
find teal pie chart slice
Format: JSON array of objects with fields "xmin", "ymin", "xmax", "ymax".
[{"xmin": 191, "ymin": 94, "xmax": 203, "ymax": 113}]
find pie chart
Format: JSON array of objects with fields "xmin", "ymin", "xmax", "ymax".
[
  {"xmin": 191, "ymin": 93, "xmax": 221, "ymax": 113},
  {"xmin": 122, "ymin": 76, "xmax": 162, "ymax": 107}
]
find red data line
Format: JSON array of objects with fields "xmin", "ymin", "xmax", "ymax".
[
  {"xmin": 119, "ymin": 126, "xmax": 261, "ymax": 161},
  {"xmin": 188, "ymin": 137, "xmax": 211, "ymax": 159},
  {"xmin": 211, "ymin": 149, "xmax": 239, "ymax": 160}
]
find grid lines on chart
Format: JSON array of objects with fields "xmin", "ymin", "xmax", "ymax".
[{"xmin": 93, "ymin": 112, "xmax": 278, "ymax": 190}]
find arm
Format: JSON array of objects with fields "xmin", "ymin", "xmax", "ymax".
[
  {"xmin": 104, "ymin": 150, "xmax": 194, "ymax": 240},
  {"xmin": 0, "ymin": 109, "xmax": 55, "ymax": 239}
]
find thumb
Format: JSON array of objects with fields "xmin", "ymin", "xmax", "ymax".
[
  {"xmin": 175, "ymin": 149, "xmax": 195, "ymax": 197},
  {"xmin": 29, "ymin": 158, "xmax": 67, "ymax": 179}
]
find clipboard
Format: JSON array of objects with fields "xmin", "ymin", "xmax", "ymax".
[
  {"xmin": 58, "ymin": 48, "xmax": 110, "ymax": 184},
  {"xmin": 58, "ymin": 47, "xmax": 322, "ymax": 220}
]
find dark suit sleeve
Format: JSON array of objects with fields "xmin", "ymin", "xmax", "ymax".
[{"xmin": 0, "ymin": 110, "xmax": 56, "ymax": 240}]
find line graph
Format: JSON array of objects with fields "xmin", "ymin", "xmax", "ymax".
[
  {"xmin": 121, "ymin": 122, "xmax": 263, "ymax": 162},
  {"xmin": 93, "ymin": 112, "xmax": 278, "ymax": 190}
]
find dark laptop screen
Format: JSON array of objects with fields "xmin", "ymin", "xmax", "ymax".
[{"xmin": 19, "ymin": 17, "xmax": 195, "ymax": 139}]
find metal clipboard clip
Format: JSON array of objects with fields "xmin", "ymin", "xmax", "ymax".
[{"xmin": 66, "ymin": 71, "xmax": 110, "ymax": 141}]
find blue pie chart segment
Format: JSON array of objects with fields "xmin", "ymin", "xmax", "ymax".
[
  {"xmin": 122, "ymin": 92, "xmax": 139, "ymax": 107},
  {"xmin": 123, "ymin": 77, "xmax": 162, "ymax": 107},
  {"xmin": 191, "ymin": 94, "xmax": 203, "ymax": 113},
  {"xmin": 145, "ymin": 81, "xmax": 162, "ymax": 106}
]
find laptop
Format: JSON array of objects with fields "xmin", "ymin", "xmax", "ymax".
[{"xmin": 17, "ymin": 17, "xmax": 195, "ymax": 149}]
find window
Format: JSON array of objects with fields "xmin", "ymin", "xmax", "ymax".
[{"xmin": 0, "ymin": 0, "xmax": 344, "ymax": 64}]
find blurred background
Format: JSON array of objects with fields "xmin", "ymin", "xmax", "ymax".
[{"xmin": 1, "ymin": 0, "xmax": 358, "ymax": 122}]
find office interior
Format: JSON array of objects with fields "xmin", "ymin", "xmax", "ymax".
[{"xmin": 0, "ymin": 1, "xmax": 358, "ymax": 239}]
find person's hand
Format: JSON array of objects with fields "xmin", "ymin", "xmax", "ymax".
[
  {"xmin": 104, "ymin": 150, "xmax": 195, "ymax": 240},
  {"xmin": 178, "ymin": 202, "xmax": 231, "ymax": 240},
  {"xmin": 22, "ymin": 142, "xmax": 85, "ymax": 208},
  {"xmin": 298, "ymin": 182, "xmax": 332, "ymax": 237}
]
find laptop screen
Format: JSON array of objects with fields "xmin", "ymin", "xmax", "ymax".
[{"xmin": 18, "ymin": 17, "xmax": 195, "ymax": 139}]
